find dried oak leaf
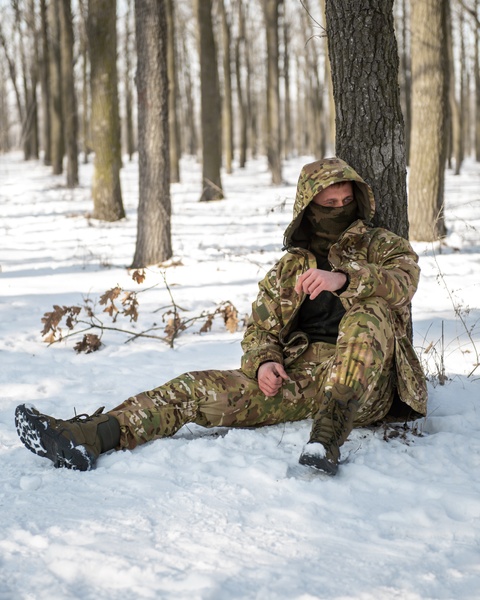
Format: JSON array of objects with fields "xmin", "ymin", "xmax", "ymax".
[
  {"xmin": 74, "ymin": 334, "xmax": 102, "ymax": 354},
  {"xmin": 65, "ymin": 306, "xmax": 82, "ymax": 329},
  {"xmin": 199, "ymin": 314, "xmax": 214, "ymax": 333},
  {"xmin": 164, "ymin": 315, "xmax": 186, "ymax": 340},
  {"xmin": 122, "ymin": 291, "xmax": 139, "ymax": 322},
  {"xmin": 131, "ymin": 269, "xmax": 146, "ymax": 285},
  {"xmin": 99, "ymin": 286, "xmax": 122, "ymax": 320},
  {"xmin": 223, "ymin": 302, "xmax": 238, "ymax": 333},
  {"xmin": 41, "ymin": 305, "xmax": 68, "ymax": 336}
]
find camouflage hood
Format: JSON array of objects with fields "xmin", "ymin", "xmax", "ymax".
[{"xmin": 283, "ymin": 157, "xmax": 375, "ymax": 250}]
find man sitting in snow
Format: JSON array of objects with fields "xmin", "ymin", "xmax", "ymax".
[{"xmin": 15, "ymin": 158, "xmax": 427, "ymax": 476}]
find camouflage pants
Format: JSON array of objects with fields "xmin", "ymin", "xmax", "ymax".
[{"xmin": 110, "ymin": 298, "xmax": 395, "ymax": 450}]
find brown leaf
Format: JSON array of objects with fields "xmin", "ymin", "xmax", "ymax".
[
  {"xmin": 99, "ymin": 286, "xmax": 121, "ymax": 321},
  {"xmin": 164, "ymin": 315, "xmax": 186, "ymax": 341},
  {"xmin": 199, "ymin": 314, "xmax": 214, "ymax": 333},
  {"xmin": 65, "ymin": 306, "xmax": 81, "ymax": 329},
  {"xmin": 74, "ymin": 334, "xmax": 102, "ymax": 354},
  {"xmin": 99, "ymin": 286, "xmax": 122, "ymax": 306},
  {"xmin": 122, "ymin": 291, "xmax": 139, "ymax": 322},
  {"xmin": 223, "ymin": 302, "xmax": 238, "ymax": 333},
  {"xmin": 131, "ymin": 269, "xmax": 146, "ymax": 284},
  {"xmin": 41, "ymin": 305, "xmax": 68, "ymax": 336}
]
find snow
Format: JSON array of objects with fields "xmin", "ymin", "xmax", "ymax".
[{"xmin": 1, "ymin": 151, "xmax": 480, "ymax": 600}]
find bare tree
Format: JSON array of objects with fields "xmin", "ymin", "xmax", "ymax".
[
  {"xmin": 166, "ymin": 0, "xmax": 180, "ymax": 182},
  {"xmin": 124, "ymin": 0, "xmax": 135, "ymax": 162},
  {"xmin": 87, "ymin": 0, "xmax": 125, "ymax": 221},
  {"xmin": 408, "ymin": 0, "xmax": 448, "ymax": 241},
  {"xmin": 0, "ymin": 56, "xmax": 11, "ymax": 152},
  {"xmin": 219, "ymin": 0, "xmax": 234, "ymax": 174},
  {"xmin": 60, "ymin": 0, "xmax": 78, "ymax": 186},
  {"xmin": 39, "ymin": 0, "xmax": 51, "ymax": 164},
  {"xmin": 235, "ymin": 0, "xmax": 248, "ymax": 167},
  {"xmin": 263, "ymin": 0, "xmax": 283, "ymax": 185},
  {"xmin": 78, "ymin": 0, "xmax": 90, "ymax": 163},
  {"xmin": 195, "ymin": 0, "xmax": 223, "ymax": 201},
  {"xmin": 49, "ymin": 0, "xmax": 63, "ymax": 174},
  {"xmin": 132, "ymin": 0, "xmax": 171, "ymax": 267},
  {"xmin": 475, "ymin": 0, "xmax": 480, "ymax": 161},
  {"xmin": 325, "ymin": 0, "xmax": 408, "ymax": 236}
]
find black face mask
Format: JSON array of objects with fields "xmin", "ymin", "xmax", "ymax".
[{"xmin": 304, "ymin": 201, "xmax": 359, "ymax": 257}]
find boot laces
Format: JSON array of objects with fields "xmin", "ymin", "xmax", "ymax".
[{"xmin": 67, "ymin": 407, "xmax": 105, "ymax": 424}]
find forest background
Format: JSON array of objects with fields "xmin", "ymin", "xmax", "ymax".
[
  {"xmin": 0, "ymin": 0, "xmax": 479, "ymax": 262},
  {"xmin": 1, "ymin": 1, "xmax": 480, "ymax": 597}
]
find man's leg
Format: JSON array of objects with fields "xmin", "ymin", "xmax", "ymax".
[
  {"xmin": 109, "ymin": 362, "xmax": 323, "ymax": 450},
  {"xmin": 15, "ymin": 356, "xmax": 324, "ymax": 470},
  {"xmin": 300, "ymin": 297, "xmax": 396, "ymax": 474}
]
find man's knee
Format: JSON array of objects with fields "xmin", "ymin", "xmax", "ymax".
[{"xmin": 339, "ymin": 297, "xmax": 394, "ymax": 344}]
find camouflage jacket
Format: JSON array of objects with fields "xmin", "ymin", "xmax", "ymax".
[{"xmin": 241, "ymin": 158, "xmax": 427, "ymax": 416}]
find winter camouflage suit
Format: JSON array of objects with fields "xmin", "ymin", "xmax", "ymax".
[{"xmin": 108, "ymin": 158, "xmax": 428, "ymax": 450}]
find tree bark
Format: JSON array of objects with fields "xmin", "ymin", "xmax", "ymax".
[
  {"xmin": 235, "ymin": 0, "xmax": 247, "ymax": 168},
  {"xmin": 0, "ymin": 58, "xmax": 11, "ymax": 151},
  {"xmin": 166, "ymin": 0, "xmax": 180, "ymax": 182},
  {"xmin": 399, "ymin": 0, "xmax": 411, "ymax": 165},
  {"xmin": 447, "ymin": 4, "xmax": 462, "ymax": 175},
  {"xmin": 283, "ymin": 5, "xmax": 292, "ymax": 159},
  {"xmin": 39, "ymin": 0, "xmax": 51, "ymax": 165},
  {"xmin": 132, "ymin": 0, "xmax": 172, "ymax": 267},
  {"xmin": 219, "ymin": 0, "xmax": 234, "ymax": 174},
  {"xmin": 87, "ymin": 0, "xmax": 125, "ymax": 221},
  {"xmin": 78, "ymin": 0, "xmax": 90, "ymax": 163},
  {"xmin": 408, "ymin": 0, "xmax": 448, "ymax": 241},
  {"xmin": 325, "ymin": 0, "xmax": 408, "ymax": 238},
  {"xmin": 60, "ymin": 0, "xmax": 79, "ymax": 187},
  {"xmin": 195, "ymin": 0, "xmax": 224, "ymax": 200},
  {"xmin": 476, "ymin": 0, "xmax": 480, "ymax": 161},
  {"xmin": 48, "ymin": 0, "xmax": 63, "ymax": 174},
  {"xmin": 263, "ymin": 0, "xmax": 283, "ymax": 185},
  {"xmin": 124, "ymin": 0, "xmax": 135, "ymax": 162}
]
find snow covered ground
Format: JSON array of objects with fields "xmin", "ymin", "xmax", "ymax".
[{"xmin": 1, "ymin": 151, "xmax": 479, "ymax": 600}]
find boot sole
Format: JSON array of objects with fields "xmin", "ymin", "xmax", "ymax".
[
  {"xmin": 15, "ymin": 404, "xmax": 94, "ymax": 471},
  {"xmin": 299, "ymin": 451, "xmax": 338, "ymax": 476}
]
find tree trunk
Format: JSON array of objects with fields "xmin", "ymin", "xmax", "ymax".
[
  {"xmin": 0, "ymin": 59, "xmax": 11, "ymax": 151},
  {"xmin": 60, "ymin": 0, "xmax": 79, "ymax": 187},
  {"xmin": 39, "ymin": 0, "xmax": 51, "ymax": 165},
  {"xmin": 408, "ymin": 0, "xmax": 448, "ymax": 241},
  {"xmin": 283, "ymin": 5, "xmax": 292, "ymax": 159},
  {"xmin": 263, "ymin": 0, "xmax": 283, "ymax": 185},
  {"xmin": 132, "ymin": 0, "xmax": 172, "ymax": 267},
  {"xmin": 78, "ymin": 0, "xmax": 90, "ymax": 163},
  {"xmin": 219, "ymin": 0, "xmax": 234, "ymax": 174},
  {"xmin": 195, "ymin": 0, "xmax": 224, "ymax": 201},
  {"xmin": 447, "ymin": 4, "xmax": 462, "ymax": 176},
  {"xmin": 87, "ymin": 0, "xmax": 125, "ymax": 221},
  {"xmin": 27, "ymin": 0, "xmax": 40, "ymax": 159},
  {"xmin": 49, "ymin": 0, "xmax": 63, "ymax": 174},
  {"xmin": 124, "ymin": 0, "xmax": 135, "ymax": 162},
  {"xmin": 399, "ymin": 0, "xmax": 411, "ymax": 165},
  {"xmin": 476, "ymin": 0, "xmax": 480, "ymax": 161},
  {"xmin": 0, "ymin": 26, "xmax": 26, "ymax": 150},
  {"xmin": 166, "ymin": 0, "xmax": 180, "ymax": 182},
  {"xmin": 325, "ymin": 0, "xmax": 408, "ymax": 238},
  {"xmin": 15, "ymin": 3, "xmax": 34, "ymax": 160},
  {"xmin": 179, "ymin": 23, "xmax": 197, "ymax": 156},
  {"xmin": 235, "ymin": 0, "xmax": 247, "ymax": 168}
]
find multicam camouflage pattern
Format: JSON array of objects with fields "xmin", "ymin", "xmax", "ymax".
[
  {"xmin": 242, "ymin": 157, "xmax": 427, "ymax": 414},
  {"xmin": 109, "ymin": 297, "xmax": 396, "ymax": 449},
  {"xmin": 109, "ymin": 157, "xmax": 427, "ymax": 449}
]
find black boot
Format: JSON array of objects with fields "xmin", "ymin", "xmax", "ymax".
[
  {"xmin": 299, "ymin": 384, "xmax": 358, "ymax": 476},
  {"xmin": 15, "ymin": 404, "xmax": 121, "ymax": 471}
]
